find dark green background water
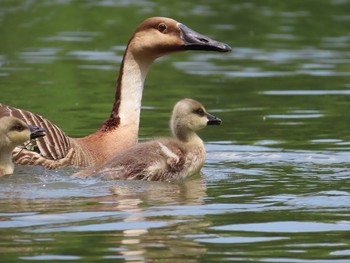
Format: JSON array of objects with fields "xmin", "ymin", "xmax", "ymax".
[{"xmin": 0, "ymin": 0, "xmax": 349, "ymax": 262}]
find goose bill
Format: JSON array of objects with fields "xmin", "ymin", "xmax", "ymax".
[{"xmin": 178, "ymin": 23, "xmax": 232, "ymax": 52}]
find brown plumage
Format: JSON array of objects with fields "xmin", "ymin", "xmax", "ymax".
[
  {"xmin": 0, "ymin": 117, "xmax": 45, "ymax": 176},
  {"xmin": 74, "ymin": 98, "xmax": 222, "ymax": 182},
  {"xmin": 0, "ymin": 17, "xmax": 231, "ymax": 169}
]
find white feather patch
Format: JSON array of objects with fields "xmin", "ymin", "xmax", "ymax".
[{"xmin": 158, "ymin": 142, "xmax": 179, "ymax": 163}]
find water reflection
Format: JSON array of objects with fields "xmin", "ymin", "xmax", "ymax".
[{"xmin": 0, "ymin": 178, "xmax": 208, "ymax": 262}]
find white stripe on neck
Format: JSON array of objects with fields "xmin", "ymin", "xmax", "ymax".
[{"xmin": 118, "ymin": 53, "xmax": 152, "ymax": 129}]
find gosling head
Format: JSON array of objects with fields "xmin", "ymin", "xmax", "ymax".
[
  {"xmin": 170, "ymin": 98, "xmax": 222, "ymax": 141},
  {"xmin": 0, "ymin": 117, "xmax": 46, "ymax": 150},
  {"xmin": 129, "ymin": 17, "xmax": 232, "ymax": 59}
]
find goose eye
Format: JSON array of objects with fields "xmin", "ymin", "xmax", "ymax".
[
  {"xmin": 194, "ymin": 108, "xmax": 205, "ymax": 117},
  {"xmin": 158, "ymin": 23, "xmax": 167, "ymax": 33}
]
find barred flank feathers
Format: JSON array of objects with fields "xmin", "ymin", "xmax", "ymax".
[{"xmin": 0, "ymin": 103, "xmax": 78, "ymax": 167}]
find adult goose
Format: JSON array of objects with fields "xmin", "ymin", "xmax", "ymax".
[
  {"xmin": 75, "ymin": 98, "xmax": 221, "ymax": 181},
  {"xmin": 0, "ymin": 117, "xmax": 45, "ymax": 176},
  {"xmin": 0, "ymin": 17, "xmax": 231, "ymax": 169}
]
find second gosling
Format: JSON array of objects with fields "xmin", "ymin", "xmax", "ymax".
[
  {"xmin": 0, "ymin": 117, "xmax": 45, "ymax": 177},
  {"xmin": 74, "ymin": 98, "xmax": 222, "ymax": 182}
]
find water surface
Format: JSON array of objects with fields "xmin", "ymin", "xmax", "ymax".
[{"xmin": 0, "ymin": 1, "xmax": 349, "ymax": 262}]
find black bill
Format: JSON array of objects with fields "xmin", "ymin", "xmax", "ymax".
[
  {"xmin": 207, "ymin": 113, "xmax": 222, "ymax": 125},
  {"xmin": 179, "ymin": 23, "xmax": 232, "ymax": 52},
  {"xmin": 29, "ymin": 125, "xmax": 46, "ymax": 139}
]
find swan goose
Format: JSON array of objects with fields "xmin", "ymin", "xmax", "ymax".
[
  {"xmin": 0, "ymin": 117, "xmax": 45, "ymax": 176},
  {"xmin": 74, "ymin": 98, "xmax": 222, "ymax": 181},
  {"xmin": 0, "ymin": 17, "xmax": 231, "ymax": 169}
]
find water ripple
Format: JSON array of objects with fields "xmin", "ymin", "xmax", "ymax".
[
  {"xmin": 207, "ymin": 144, "xmax": 349, "ymax": 165},
  {"xmin": 262, "ymin": 90, "xmax": 350, "ymax": 95},
  {"xmin": 41, "ymin": 31, "xmax": 100, "ymax": 42},
  {"xmin": 176, "ymin": 47, "xmax": 350, "ymax": 78},
  {"xmin": 18, "ymin": 48, "xmax": 61, "ymax": 64},
  {"xmin": 212, "ymin": 221, "xmax": 350, "ymax": 233},
  {"xmin": 20, "ymin": 255, "xmax": 81, "ymax": 261},
  {"xmin": 68, "ymin": 50, "xmax": 121, "ymax": 62},
  {"xmin": 191, "ymin": 235, "xmax": 287, "ymax": 244}
]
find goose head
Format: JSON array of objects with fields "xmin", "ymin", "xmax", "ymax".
[
  {"xmin": 0, "ymin": 117, "xmax": 45, "ymax": 150},
  {"xmin": 170, "ymin": 98, "xmax": 222, "ymax": 141},
  {"xmin": 128, "ymin": 17, "xmax": 232, "ymax": 60}
]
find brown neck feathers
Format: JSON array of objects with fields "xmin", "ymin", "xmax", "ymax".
[{"xmin": 98, "ymin": 49, "xmax": 127, "ymax": 132}]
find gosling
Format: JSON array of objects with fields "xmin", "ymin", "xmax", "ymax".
[
  {"xmin": 75, "ymin": 98, "xmax": 222, "ymax": 182},
  {"xmin": 0, "ymin": 117, "xmax": 45, "ymax": 177}
]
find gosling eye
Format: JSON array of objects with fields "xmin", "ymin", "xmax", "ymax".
[
  {"xmin": 11, "ymin": 124, "xmax": 25, "ymax": 132},
  {"xmin": 194, "ymin": 108, "xmax": 205, "ymax": 117},
  {"xmin": 158, "ymin": 23, "xmax": 167, "ymax": 33}
]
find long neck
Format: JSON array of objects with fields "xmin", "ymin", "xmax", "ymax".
[
  {"xmin": 77, "ymin": 46, "xmax": 155, "ymax": 164},
  {"xmin": 100, "ymin": 47, "xmax": 153, "ymax": 132}
]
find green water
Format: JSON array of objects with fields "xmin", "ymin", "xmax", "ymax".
[{"xmin": 1, "ymin": 0, "xmax": 350, "ymax": 262}]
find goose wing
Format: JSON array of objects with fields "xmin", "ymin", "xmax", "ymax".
[{"xmin": 0, "ymin": 103, "xmax": 72, "ymax": 161}]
